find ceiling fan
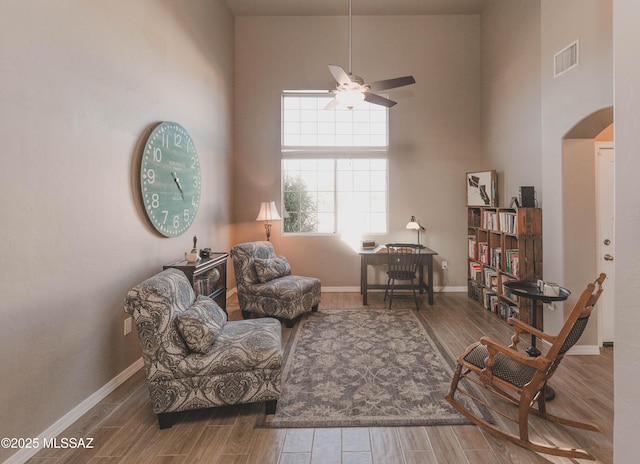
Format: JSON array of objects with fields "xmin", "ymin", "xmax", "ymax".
[{"xmin": 326, "ymin": 0, "xmax": 416, "ymax": 109}]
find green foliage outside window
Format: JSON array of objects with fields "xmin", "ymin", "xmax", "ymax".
[{"xmin": 283, "ymin": 176, "xmax": 318, "ymax": 233}]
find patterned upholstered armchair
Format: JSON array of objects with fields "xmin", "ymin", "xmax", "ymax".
[
  {"xmin": 230, "ymin": 241, "xmax": 321, "ymax": 327},
  {"xmin": 124, "ymin": 268, "xmax": 282, "ymax": 429}
]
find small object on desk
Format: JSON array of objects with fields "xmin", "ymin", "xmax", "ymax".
[
  {"xmin": 360, "ymin": 240, "xmax": 377, "ymax": 250},
  {"xmin": 200, "ymin": 247, "xmax": 212, "ymax": 258},
  {"xmin": 543, "ymin": 282, "xmax": 560, "ymax": 297},
  {"xmin": 186, "ymin": 235, "xmax": 199, "ymax": 262},
  {"xmin": 185, "ymin": 251, "xmax": 199, "ymax": 263}
]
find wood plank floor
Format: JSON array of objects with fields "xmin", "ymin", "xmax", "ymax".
[{"xmin": 27, "ymin": 292, "xmax": 613, "ymax": 464}]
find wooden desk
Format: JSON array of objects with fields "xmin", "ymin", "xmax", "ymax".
[{"xmin": 359, "ymin": 247, "xmax": 438, "ymax": 306}]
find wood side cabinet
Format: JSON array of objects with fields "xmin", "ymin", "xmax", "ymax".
[{"xmin": 163, "ymin": 252, "xmax": 228, "ymax": 312}]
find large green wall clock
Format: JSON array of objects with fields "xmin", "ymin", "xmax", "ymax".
[{"xmin": 140, "ymin": 122, "xmax": 201, "ymax": 237}]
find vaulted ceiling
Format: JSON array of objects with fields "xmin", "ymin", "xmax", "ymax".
[{"xmin": 224, "ymin": 0, "xmax": 486, "ymax": 16}]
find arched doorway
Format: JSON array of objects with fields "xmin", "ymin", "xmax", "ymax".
[{"xmin": 562, "ymin": 107, "xmax": 613, "ymax": 351}]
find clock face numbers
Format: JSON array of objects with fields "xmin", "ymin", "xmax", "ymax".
[{"xmin": 140, "ymin": 122, "xmax": 201, "ymax": 237}]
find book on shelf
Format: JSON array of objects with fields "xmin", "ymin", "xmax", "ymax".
[
  {"xmin": 490, "ymin": 247, "xmax": 502, "ymax": 269},
  {"xmin": 490, "ymin": 295, "xmax": 499, "ymax": 314},
  {"xmin": 483, "ymin": 268, "xmax": 499, "ymax": 290},
  {"xmin": 194, "ymin": 275, "xmax": 212, "ymax": 296},
  {"xmin": 500, "ymin": 301, "xmax": 520, "ymax": 320},
  {"xmin": 505, "ymin": 249, "xmax": 520, "ymax": 277},
  {"xmin": 468, "ymin": 280, "xmax": 482, "ymax": 301},
  {"xmin": 482, "ymin": 210, "xmax": 499, "ymax": 230},
  {"xmin": 468, "ymin": 236, "xmax": 477, "ymax": 259},
  {"xmin": 511, "ymin": 256, "xmax": 520, "ymax": 277},
  {"xmin": 478, "ymin": 242, "xmax": 489, "ymax": 264},
  {"xmin": 500, "ymin": 275, "xmax": 518, "ymax": 303},
  {"xmin": 482, "ymin": 288, "xmax": 497, "ymax": 311},
  {"xmin": 468, "ymin": 208, "xmax": 481, "ymax": 227},
  {"xmin": 499, "ymin": 210, "xmax": 518, "ymax": 234},
  {"xmin": 469, "ymin": 262, "xmax": 482, "ymax": 282},
  {"xmin": 500, "ymin": 301, "xmax": 509, "ymax": 319}
]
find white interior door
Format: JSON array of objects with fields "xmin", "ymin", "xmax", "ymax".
[{"xmin": 596, "ymin": 144, "xmax": 615, "ymax": 344}]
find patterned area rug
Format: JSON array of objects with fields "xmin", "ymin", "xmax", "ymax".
[{"xmin": 259, "ymin": 308, "xmax": 492, "ymax": 428}]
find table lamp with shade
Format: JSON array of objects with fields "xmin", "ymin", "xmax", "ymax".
[
  {"xmin": 256, "ymin": 201, "xmax": 281, "ymax": 241},
  {"xmin": 406, "ymin": 215, "xmax": 425, "ymax": 245}
]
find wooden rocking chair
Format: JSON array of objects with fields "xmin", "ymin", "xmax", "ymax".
[{"xmin": 445, "ymin": 273, "xmax": 606, "ymax": 460}]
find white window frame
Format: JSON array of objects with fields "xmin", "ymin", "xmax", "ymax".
[{"xmin": 281, "ymin": 92, "xmax": 389, "ymax": 236}]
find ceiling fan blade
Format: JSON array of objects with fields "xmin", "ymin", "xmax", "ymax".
[
  {"xmin": 328, "ymin": 64, "xmax": 352, "ymax": 86},
  {"xmin": 368, "ymin": 75, "xmax": 416, "ymax": 92},
  {"xmin": 364, "ymin": 92, "xmax": 397, "ymax": 108},
  {"xmin": 324, "ymin": 98, "xmax": 340, "ymax": 110}
]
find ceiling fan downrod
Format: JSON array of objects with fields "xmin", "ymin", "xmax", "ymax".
[{"xmin": 348, "ymin": 0, "xmax": 352, "ymax": 75}]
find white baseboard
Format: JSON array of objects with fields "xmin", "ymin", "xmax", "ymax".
[
  {"xmin": 566, "ymin": 345, "xmax": 601, "ymax": 355},
  {"xmin": 539, "ymin": 338, "xmax": 600, "ymax": 356},
  {"xmin": 229, "ymin": 286, "xmax": 467, "ymax": 295},
  {"xmin": 437, "ymin": 286, "xmax": 468, "ymax": 293},
  {"xmin": 4, "ymin": 358, "xmax": 144, "ymax": 464},
  {"xmin": 320, "ymin": 286, "xmax": 467, "ymax": 293},
  {"xmin": 321, "ymin": 286, "xmax": 360, "ymax": 292}
]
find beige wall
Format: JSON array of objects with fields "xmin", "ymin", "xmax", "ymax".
[
  {"xmin": 561, "ymin": 139, "xmax": 598, "ymax": 345},
  {"xmin": 481, "ymin": 0, "xmax": 542, "ymax": 200},
  {"xmin": 613, "ymin": 0, "xmax": 640, "ymax": 459},
  {"xmin": 0, "ymin": 1, "xmax": 234, "ymax": 461},
  {"xmin": 233, "ymin": 15, "xmax": 482, "ymax": 289},
  {"xmin": 540, "ymin": 0, "xmax": 613, "ymax": 335}
]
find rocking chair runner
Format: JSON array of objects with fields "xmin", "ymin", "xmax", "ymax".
[{"xmin": 445, "ymin": 273, "xmax": 606, "ymax": 460}]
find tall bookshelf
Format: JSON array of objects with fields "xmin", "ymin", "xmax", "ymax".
[{"xmin": 467, "ymin": 207, "xmax": 543, "ymax": 329}]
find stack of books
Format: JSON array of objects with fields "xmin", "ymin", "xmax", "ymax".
[{"xmin": 360, "ymin": 240, "xmax": 377, "ymax": 250}]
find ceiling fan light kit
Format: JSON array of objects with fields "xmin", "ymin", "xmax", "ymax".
[
  {"xmin": 335, "ymin": 89, "xmax": 365, "ymax": 109},
  {"xmin": 326, "ymin": 0, "xmax": 416, "ymax": 110}
]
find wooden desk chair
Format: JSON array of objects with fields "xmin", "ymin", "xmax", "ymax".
[
  {"xmin": 445, "ymin": 273, "xmax": 606, "ymax": 460},
  {"xmin": 384, "ymin": 243, "xmax": 422, "ymax": 310}
]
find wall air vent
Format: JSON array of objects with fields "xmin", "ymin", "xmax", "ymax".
[{"xmin": 554, "ymin": 40, "xmax": 579, "ymax": 77}]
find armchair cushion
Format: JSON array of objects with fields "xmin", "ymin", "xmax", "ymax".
[
  {"xmin": 254, "ymin": 255, "xmax": 291, "ymax": 283},
  {"xmin": 176, "ymin": 296, "xmax": 227, "ymax": 354},
  {"xmin": 176, "ymin": 318, "xmax": 283, "ymax": 377}
]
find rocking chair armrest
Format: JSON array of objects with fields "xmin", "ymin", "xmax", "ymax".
[
  {"xmin": 507, "ymin": 317, "xmax": 556, "ymax": 344},
  {"xmin": 480, "ymin": 336, "xmax": 551, "ymax": 370}
]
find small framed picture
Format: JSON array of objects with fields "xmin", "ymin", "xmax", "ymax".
[{"xmin": 466, "ymin": 170, "xmax": 497, "ymax": 207}]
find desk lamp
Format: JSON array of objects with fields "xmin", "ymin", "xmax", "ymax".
[
  {"xmin": 256, "ymin": 201, "xmax": 281, "ymax": 241},
  {"xmin": 406, "ymin": 216, "xmax": 425, "ymax": 245}
]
